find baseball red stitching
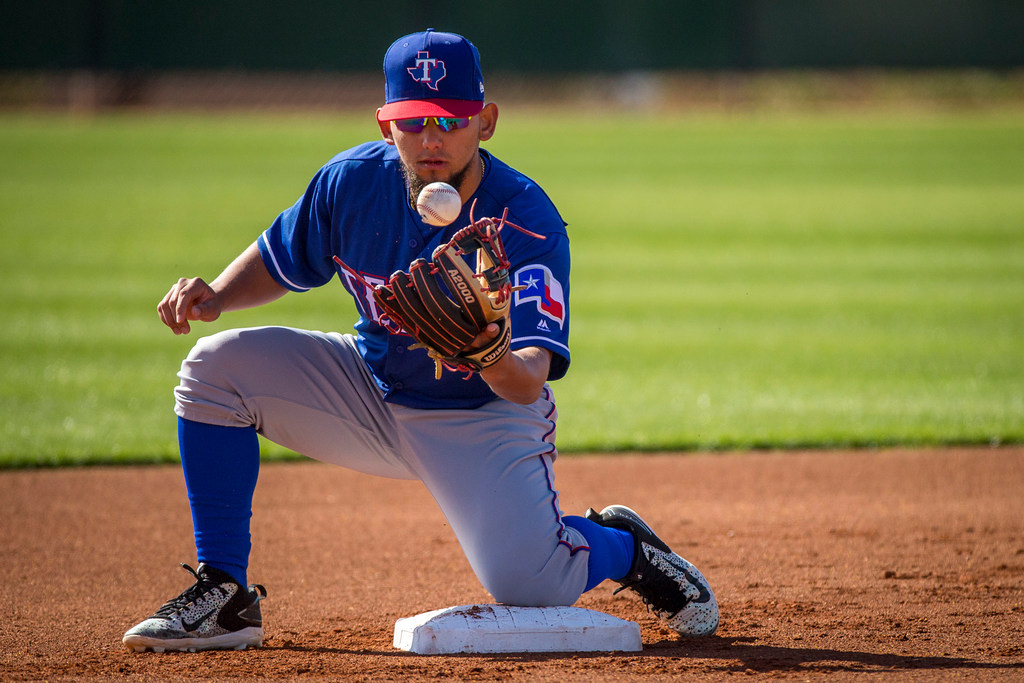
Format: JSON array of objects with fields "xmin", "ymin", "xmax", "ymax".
[{"xmin": 417, "ymin": 188, "xmax": 459, "ymax": 224}]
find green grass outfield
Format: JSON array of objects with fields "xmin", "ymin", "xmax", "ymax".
[{"xmin": 1, "ymin": 110, "xmax": 1022, "ymax": 465}]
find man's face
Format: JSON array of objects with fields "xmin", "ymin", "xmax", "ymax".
[{"xmin": 378, "ymin": 106, "xmax": 497, "ymax": 200}]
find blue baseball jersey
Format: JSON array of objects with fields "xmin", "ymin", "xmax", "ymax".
[{"xmin": 257, "ymin": 141, "xmax": 570, "ymax": 410}]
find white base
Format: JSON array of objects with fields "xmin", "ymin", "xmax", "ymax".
[{"xmin": 393, "ymin": 604, "xmax": 642, "ymax": 655}]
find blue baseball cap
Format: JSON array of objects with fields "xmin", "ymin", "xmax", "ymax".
[{"xmin": 377, "ymin": 29, "xmax": 485, "ymax": 122}]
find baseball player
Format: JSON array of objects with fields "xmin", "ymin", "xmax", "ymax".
[{"xmin": 123, "ymin": 29, "xmax": 718, "ymax": 653}]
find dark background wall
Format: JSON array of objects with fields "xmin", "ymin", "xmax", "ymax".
[{"xmin": 2, "ymin": 0, "xmax": 1023, "ymax": 73}]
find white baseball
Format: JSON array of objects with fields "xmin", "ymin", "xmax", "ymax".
[{"xmin": 416, "ymin": 182, "xmax": 462, "ymax": 226}]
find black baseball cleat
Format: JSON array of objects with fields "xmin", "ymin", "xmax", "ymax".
[
  {"xmin": 123, "ymin": 563, "xmax": 267, "ymax": 652},
  {"xmin": 585, "ymin": 505, "xmax": 719, "ymax": 636}
]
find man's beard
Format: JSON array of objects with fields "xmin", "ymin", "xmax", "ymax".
[{"xmin": 403, "ymin": 155, "xmax": 475, "ymax": 207}]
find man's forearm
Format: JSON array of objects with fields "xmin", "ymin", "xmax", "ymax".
[
  {"xmin": 211, "ymin": 242, "xmax": 290, "ymax": 313},
  {"xmin": 480, "ymin": 347, "xmax": 552, "ymax": 405}
]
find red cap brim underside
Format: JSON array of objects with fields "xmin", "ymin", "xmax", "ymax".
[{"xmin": 377, "ymin": 98, "xmax": 484, "ymax": 121}]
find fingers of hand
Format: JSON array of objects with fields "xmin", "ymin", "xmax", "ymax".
[
  {"xmin": 466, "ymin": 322, "xmax": 500, "ymax": 352},
  {"xmin": 158, "ymin": 277, "xmax": 213, "ymax": 335}
]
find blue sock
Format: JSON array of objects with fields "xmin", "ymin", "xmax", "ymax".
[
  {"xmin": 563, "ymin": 515, "xmax": 635, "ymax": 592},
  {"xmin": 178, "ymin": 417, "xmax": 260, "ymax": 587}
]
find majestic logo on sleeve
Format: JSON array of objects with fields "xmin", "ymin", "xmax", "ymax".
[
  {"xmin": 408, "ymin": 51, "xmax": 446, "ymax": 91},
  {"xmin": 514, "ymin": 265, "xmax": 566, "ymax": 328}
]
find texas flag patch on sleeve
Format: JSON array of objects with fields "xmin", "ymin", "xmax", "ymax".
[{"xmin": 514, "ymin": 264, "xmax": 566, "ymax": 328}]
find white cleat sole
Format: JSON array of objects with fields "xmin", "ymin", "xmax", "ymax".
[{"xmin": 123, "ymin": 627, "xmax": 264, "ymax": 653}]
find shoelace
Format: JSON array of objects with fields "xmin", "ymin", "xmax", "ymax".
[
  {"xmin": 613, "ymin": 578, "xmax": 659, "ymax": 612},
  {"xmin": 153, "ymin": 563, "xmax": 226, "ymax": 618},
  {"xmin": 616, "ymin": 569, "xmax": 692, "ymax": 615}
]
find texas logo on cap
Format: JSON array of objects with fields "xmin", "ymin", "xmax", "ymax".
[
  {"xmin": 378, "ymin": 29, "xmax": 485, "ymax": 121},
  {"xmin": 407, "ymin": 51, "xmax": 446, "ymax": 91}
]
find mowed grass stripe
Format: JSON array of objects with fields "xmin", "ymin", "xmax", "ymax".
[{"xmin": 0, "ymin": 111, "xmax": 1021, "ymax": 463}]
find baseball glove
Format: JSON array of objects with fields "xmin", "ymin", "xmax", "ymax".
[{"xmin": 336, "ymin": 202, "xmax": 542, "ymax": 379}]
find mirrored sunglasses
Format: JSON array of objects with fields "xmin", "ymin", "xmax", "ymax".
[{"xmin": 394, "ymin": 116, "xmax": 473, "ymax": 133}]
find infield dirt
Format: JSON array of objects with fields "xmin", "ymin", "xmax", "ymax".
[{"xmin": 2, "ymin": 447, "xmax": 1022, "ymax": 681}]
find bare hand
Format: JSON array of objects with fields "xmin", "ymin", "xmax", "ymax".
[{"xmin": 157, "ymin": 277, "xmax": 222, "ymax": 335}]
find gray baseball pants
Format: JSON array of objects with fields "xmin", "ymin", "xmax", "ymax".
[{"xmin": 173, "ymin": 326, "xmax": 590, "ymax": 606}]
